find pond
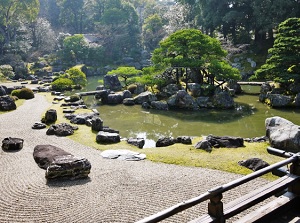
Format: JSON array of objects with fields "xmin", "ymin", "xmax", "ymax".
[{"xmin": 78, "ymin": 76, "xmax": 300, "ymax": 147}]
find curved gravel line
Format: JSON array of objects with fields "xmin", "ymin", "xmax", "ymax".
[{"xmin": 0, "ymin": 91, "xmax": 269, "ymax": 222}]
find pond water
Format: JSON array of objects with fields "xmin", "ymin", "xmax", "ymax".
[{"xmin": 78, "ymin": 77, "xmax": 300, "ymax": 147}]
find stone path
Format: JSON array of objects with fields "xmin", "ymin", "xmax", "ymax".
[{"xmin": 0, "ymin": 92, "xmax": 269, "ymax": 222}]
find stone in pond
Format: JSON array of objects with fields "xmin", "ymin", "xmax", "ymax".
[{"xmin": 101, "ymin": 150, "xmax": 146, "ymax": 161}]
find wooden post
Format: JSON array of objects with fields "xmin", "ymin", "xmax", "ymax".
[
  {"xmin": 208, "ymin": 193, "xmax": 225, "ymax": 223},
  {"xmin": 289, "ymin": 155, "xmax": 300, "ymax": 195}
]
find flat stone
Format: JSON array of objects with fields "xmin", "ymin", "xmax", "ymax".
[{"xmin": 101, "ymin": 150, "xmax": 146, "ymax": 161}]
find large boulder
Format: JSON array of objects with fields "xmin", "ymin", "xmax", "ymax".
[
  {"xmin": 46, "ymin": 156, "xmax": 91, "ymax": 180},
  {"xmin": 0, "ymin": 95, "xmax": 16, "ymax": 111},
  {"xmin": 194, "ymin": 140, "xmax": 212, "ymax": 152},
  {"xmin": 167, "ymin": 90, "xmax": 197, "ymax": 110},
  {"xmin": 212, "ymin": 91, "xmax": 235, "ymax": 109},
  {"xmin": 33, "ymin": 145, "xmax": 72, "ymax": 169},
  {"xmin": 96, "ymin": 131, "xmax": 120, "ymax": 144},
  {"xmin": 33, "ymin": 144, "xmax": 91, "ymax": 180},
  {"xmin": 266, "ymin": 94, "xmax": 293, "ymax": 107},
  {"xmin": 103, "ymin": 75, "xmax": 122, "ymax": 91},
  {"xmin": 266, "ymin": 116, "xmax": 300, "ymax": 152},
  {"xmin": 46, "ymin": 123, "xmax": 78, "ymax": 136},
  {"xmin": 134, "ymin": 91, "xmax": 157, "ymax": 104},
  {"xmin": 206, "ymin": 135, "xmax": 244, "ymax": 148},
  {"xmin": 107, "ymin": 93, "xmax": 123, "ymax": 104}
]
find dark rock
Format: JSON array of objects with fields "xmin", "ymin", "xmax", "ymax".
[
  {"xmin": 156, "ymin": 137, "xmax": 175, "ymax": 147},
  {"xmin": 102, "ymin": 126, "xmax": 119, "ymax": 133},
  {"xmin": 62, "ymin": 109, "xmax": 75, "ymax": 113},
  {"xmin": 2, "ymin": 137, "xmax": 24, "ymax": 151},
  {"xmin": 96, "ymin": 131, "xmax": 120, "ymax": 144},
  {"xmin": 266, "ymin": 93, "xmax": 293, "ymax": 107},
  {"xmin": 91, "ymin": 116, "xmax": 103, "ymax": 131},
  {"xmin": 151, "ymin": 101, "xmax": 169, "ymax": 110},
  {"xmin": 266, "ymin": 116, "xmax": 300, "ymax": 153},
  {"xmin": 43, "ymin": 109, "xmax": 57, "ymax": 124},
  {"xmin": 176, "ymin": 136, "xmax": 192, "ymax": 145},
  {"xmin": 212, "ymin": 91, "xmax": 234, "ymax": 109},
  {"xmin": 187, "ymin": 83, "xmax": 202, "ymax": 97},
  {"xmin": 238, "ymin": 158, "xmax": 269, "ymax": 171},
  {"xmin": 206, "ymin": 135, "xmax": 244, "ymax": 148},
  {"xmin": 46, "ymin": 156, "xmax": 91, "ymax": 180},
  {"xmin": 33, "ymin": 145, "xmax": 72, "ymax": 169},
  {"xmin": 122, "ymin": 90, "xmax": 132, "ymax": 99},
  {"xmin": 0, "ymin": 85, "xmax": 7, "ymax": 96},
  {"xmin": 103, "ymin": 75, "xmax": 122, "ymax": 91},
  {"xmin": 167, "ymin": 90, "xmax": 197, "ymax": 110},
  {"xmin": 141, "ymin": 102, "xmax": 151, "ymax": 109},
  {"xmin": 0, "ymin": 95, "xmax": 16, "ymax": 111},
  {"xmin": 101, "ymin": 149, "xmax": 146, "ymax": 161},
  {"xmin": 194, "ymin": 140, "xmax": 212, "ymax": 152},
  {"xmin": 46, "ymin": 123, "xmax": 78, "ymax": 136},
  {"xmin": 134, "ymin": 91, "xmax": 157, "ymax": 104},
  {"xmin": 32, "ymin": 122, "xmax": 47, "ymax": 129},
  {"xmin": 107, "ymin": 93, "xmax": 123, "ymax": 104},
  {"xmin": 95, "ymin": 90, "xmax": 109, "ymax": 102},
  {"xmin": 123, "ymin": 98, "xmax": 135, "ymax": 106},
  {"xmin": 127, "ymin": 138, "xmax": 145, "ymax": 149},
  {"xmin": 195, "ymin": 96, "xmax": 211, "ymax": 108},
  {"xmin": 162, "ymin": 84, "xmax": 180, "ymax": 97}
]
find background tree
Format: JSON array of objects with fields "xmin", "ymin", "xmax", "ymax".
[
  {"xmin": 0, "ymin": 0, "xmax": 40, "ymax": 54},
  {"xmin": 64, "ymin": 67, "xmax": 87, "ymax": 87},
  {"xmin": 151, "ymin": 29, "xmax": 240, "ymax": 84},
  {"xmin": 254, "ymin": 18, "xmax": 300, "ymax": 85}
]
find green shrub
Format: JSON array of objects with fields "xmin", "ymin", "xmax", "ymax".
[
  {"xmin": 127, "ymin": 84, "xmax": 137, "ymax": 94},
  {"xmin": 11, "ymin": 88, "xmax": 34, "ymax": 99},
  {"xmin": 51, "ymin": 78, "xmax": 73, "ymax": 91},
  {"xmin": 69, "ymin": 94, "xmax": 81, "ymax": 102}
]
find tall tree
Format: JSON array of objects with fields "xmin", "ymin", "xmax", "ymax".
[
  {"xmin": 57, "ymin": 0, "xmax": 86, "ymax": 34},
  {"xmin": 0, "ymin": 0, "xmax": 40, "ymax": 54},
  {"xmin": 255, "ymin": 18, "xmax": 300, "ymax": 84}
]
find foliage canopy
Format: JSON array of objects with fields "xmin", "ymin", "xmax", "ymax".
[{"xmin": 255, "ymin": 18, "xmax": 300, "ymax": 84}]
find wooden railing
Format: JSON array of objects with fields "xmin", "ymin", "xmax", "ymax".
[{"xmin": 136, "ymin": 147, "xmax": 300, "ymax": 223}]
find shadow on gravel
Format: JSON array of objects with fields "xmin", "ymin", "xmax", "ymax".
[{"xmin": 46, "ymin": 177, "xmax": 91, "ymax": 187}]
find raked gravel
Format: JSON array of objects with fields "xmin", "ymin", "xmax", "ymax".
[{"xmin": 0, "ymin": 88, "xmax": 269, "ymax": 223}]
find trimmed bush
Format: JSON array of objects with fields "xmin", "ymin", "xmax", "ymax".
[
  {"xmin": 51, "ymin": 78, "xmax": 73, "ymax": 91},
  {"xmin": 69, "ymin": 94, "xmax": 81, "ymax": 102},
  {"xmin": 11, "ymin": 88, "xmax": 34, "ymax": 99}
]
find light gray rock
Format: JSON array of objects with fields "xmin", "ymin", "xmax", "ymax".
[
  {"xmin": 212, "ymin": 91, "xmax": 234, "ymax": 109},
  {"xmin": 134, "ymin": 91, "xmax": 157, "ymax": 104},
  {"xmin": 101, "ymin": 149, "xmax": 146, "ymax": 161},
  {"xmin": 266, "ymin": 116, "xmax": 300, "ymax": 153},
  {"xmin": 167, "ymin": 90, "xmax": 198, "ymax": 110}
]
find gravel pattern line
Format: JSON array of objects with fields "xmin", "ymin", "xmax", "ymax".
[{"xmin": 0, "ymin": 92, "xmax": 269, "ymax": 223}]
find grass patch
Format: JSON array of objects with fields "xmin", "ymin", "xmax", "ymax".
[{"xmin": 43, "ymin": 93, "xmax": 284, "ymax": 180}]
